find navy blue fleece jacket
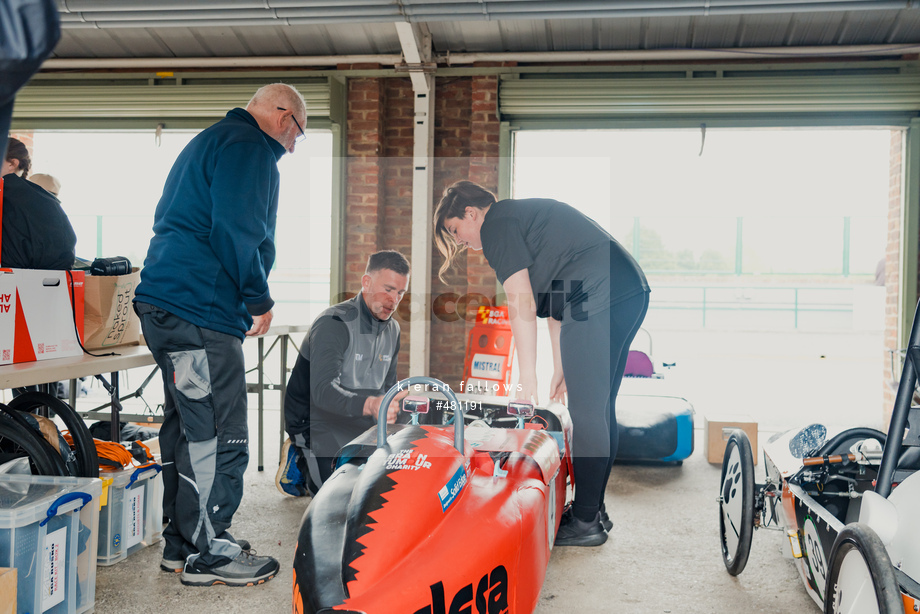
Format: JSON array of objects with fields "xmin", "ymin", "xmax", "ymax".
[{"xmin": 135, "ymin": 108, "xmax": 284, "ymax": 339}]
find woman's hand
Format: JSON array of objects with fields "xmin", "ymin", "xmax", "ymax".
[
  {"xmin": 549, "ymin": 369, "xmax": 567, "ymax": 404},
  {"xmin": 516, "ymin": 371, "xmax": 539, "ymax": 406}
]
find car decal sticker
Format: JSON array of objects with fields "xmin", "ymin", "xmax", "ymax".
[
  {"xmin": 439, "ymin": 463, "xmax": 467, "ymax": 512},
  {"xmin": 803, "ymin": 515, "xmax": 828, "ymax": 601}
]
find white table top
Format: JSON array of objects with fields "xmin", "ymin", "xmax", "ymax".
[
  {"xmin": 0, "ymin": 345, "xmax": 155, "ymax": 390},
  {"xmin": 0, "ymin": 323, "xmax": 309, "ymax": 390}
]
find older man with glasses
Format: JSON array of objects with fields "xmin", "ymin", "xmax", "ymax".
[{"xmin": 134, "ymin": 83, "xmax": 306, "ymax": 588}]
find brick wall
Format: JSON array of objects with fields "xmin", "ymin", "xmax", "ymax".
[
  {"xmin": 344, "ymin": 76, "xmax": 385, "ymax": 291},
  {"xmin": 343, "ymin": 75, "xmax": 418, "ymax": 378},
  {"xmin": 429, "ymin": 75, "xmax": 503, "ymax": 387},
  {"xmin": 342, "ymin": 74, "xmax": 502, "ymax": 387},
  {"xmin": 430, "ymin": 77, "xmax": 475, "ymax": 386}
]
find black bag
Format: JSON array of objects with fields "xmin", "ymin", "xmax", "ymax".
[{"xmin": 91, "ymin": 256, "xmax": 132, "ymax": 276}]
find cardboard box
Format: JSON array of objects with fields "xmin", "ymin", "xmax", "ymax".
[
  {"xmin": 0, "ymin": 268, "xmax": 85, "ymax": 365},
  {"xmin": 0, "ymin": 567, "xmax": 15, "ymax": 614},
  {"xmin": 704, "ymin": 417, "xmax": 758, "ymax": 465},
  {"xmin": 83, "ymin": 267, "xmax": 141, "ymax": 350}
]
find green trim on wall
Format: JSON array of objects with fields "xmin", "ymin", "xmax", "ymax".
[
  {"xmin": 499, "ymin": 71, "xmax": 920, "ymax": 121},
  {"xmin": 328, "ymin": 77, "xmax": 347, "ymax": 304},
  {"xmin": 12, "ymin": 75, "xmax": 332, "ymax": 128}
]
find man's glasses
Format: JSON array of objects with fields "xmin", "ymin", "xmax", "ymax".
[{"xmin": 277, "ymin": 107, "xmax": 306, "ymax": 143}]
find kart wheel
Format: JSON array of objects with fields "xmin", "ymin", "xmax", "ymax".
[
  {"xmin": 0, "ymin": 411, "xmax": 67, "ymax": 475},
  {"xmin": 823, "ymin": 524, "xmax": 902, "ymax": 614},
  {"xmin": 7, "ymin": 392, "xmax": 99, "ymax": 478},
  {"xmin": 719, "ymin": 429, "xmax": 755, "ymax": 576}
]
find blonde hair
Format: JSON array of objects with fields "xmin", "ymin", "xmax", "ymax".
[
  {"xmin": 432, "ymin": 180, "xmax": 496, "ymax": 282},
  {"xmin": 30, "ymin": 173, "xmax": 61, "ymax": 196}
]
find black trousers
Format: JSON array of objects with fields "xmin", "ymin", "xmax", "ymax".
[
  {"xmin": 562, "ymin": 291, "xmax": 649, "ymax": 522},
  {"xmin": 135, "ymin": 302, "xmax": 247, "ymax": 567}
]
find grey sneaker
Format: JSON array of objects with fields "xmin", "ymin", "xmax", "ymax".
[
  {"xmin": 180, "ymin": 549, "xmax": 280, "ymax": 587},
  {"xmin": 161, "ymin": 540, "xmax": 251, "ymax": 573}
]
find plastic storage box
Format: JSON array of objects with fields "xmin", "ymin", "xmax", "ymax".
[
  {"xmin": 0, "ymin": 474, "xmax": 102, "ymax": 614},
  {"xmin": 97, "ymin": 463, "xmax": 163, "ymax": 566}
]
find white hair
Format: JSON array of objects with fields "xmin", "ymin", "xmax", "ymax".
[{"xmin": 247, "ymin": 83, "xmax": 306, "ymax": 118}]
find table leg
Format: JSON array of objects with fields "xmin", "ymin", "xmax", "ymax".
[
  {"xmin": 257, "ymin": 336, "xmax": 264, "ymax": 471},
  {"xmin": 110, "ymin": 371, "xmax": 120, "ymax": 442},
  {"xmin": 279, "ymin": 334, "xmax": 288, "ymax": 463},
  {"xmin": 68, "ymin": 378, "xmax": 77, "ymax": 408}
]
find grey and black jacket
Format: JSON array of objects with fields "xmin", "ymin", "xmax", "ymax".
[{"xmin": 284, "ymin": 292, "xmax": 400, "ymax": 457}]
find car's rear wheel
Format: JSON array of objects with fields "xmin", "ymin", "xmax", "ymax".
[
  {"xmin": 719, "ymin": 429, "xmax": 755, "ymax": 575},
  {"xmin": 823, "ymin": 523, "xmax": 902, "ymax": 614}
]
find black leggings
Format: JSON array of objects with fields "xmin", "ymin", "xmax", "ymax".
[{"xmin": 561, "ymin": 290, "xmax": 649, "ymax": 522}]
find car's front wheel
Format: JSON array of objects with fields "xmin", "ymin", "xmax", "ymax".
[{"xmin": 719, "ymin": 429, "xmax": 755, "ymax": 576}]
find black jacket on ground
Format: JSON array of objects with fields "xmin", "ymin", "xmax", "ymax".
[{"xmin": 1, "ymin": 173, "xmax": 76, "ymax": 270}]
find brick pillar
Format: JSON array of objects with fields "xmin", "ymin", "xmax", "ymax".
[
  {"xmin": 430, "ymin": 77, "xmax": 473, "ymax": 386},
  {"xmin": 425, "ymin": 73, "xmax": 505, "ymax": 387},
  {"xmin": 344, "ymin": 77, "xmax": 385, "ymax": 295},
  {"xmin": 382, "ymin": 77, "xmax": 414, "ymax": 379},
  {"xmin": 882, "ymin": 129, "xmax": 903, "ymax": 424},
  {"xmin": 467, "ymin": 73, "xmax": 502, "ymax": 305},
  {"xmin": 342, "ymin": 74, "xmax": 504, "ymax": 387},
  {"xmin": 343, "ymin": 75, "xmax": 418, "ymax": 379}
]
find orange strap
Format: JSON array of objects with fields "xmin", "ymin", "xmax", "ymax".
[{"xmin": 63, "ymin": 432, "xmax": 153, "ymax": 469}]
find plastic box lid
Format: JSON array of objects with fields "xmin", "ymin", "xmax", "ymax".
[{"xmin": 0, "ymin": 474, "xmax": 103, "ymax": 528}]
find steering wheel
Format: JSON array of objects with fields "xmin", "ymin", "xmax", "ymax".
[
  {"xmin": 376, "ymin": 377, "xmax": 464, "ymax": 454},
  {"xmin": 814, "ymin": 427, "xmax": 887, "ymax": 458}
]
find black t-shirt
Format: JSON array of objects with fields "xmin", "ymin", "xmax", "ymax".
[{"xmin": 480, "ymin": 198, "xmax": 648, "ymax": 320}]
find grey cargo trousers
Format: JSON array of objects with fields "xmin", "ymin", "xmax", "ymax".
[{"xmin": 135, "ymin": 301, "xmax": 246, "ymax": 567}]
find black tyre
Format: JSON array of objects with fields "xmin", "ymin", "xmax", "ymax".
[
  {"xmin": 0, "ymin": 411, "xmax": 67, "ymax": 475},
  {"xmin": 823, "ymin": 523, "xmax": 903, "ymax": 614},
  {"xmin": 719, "ymin": 429, "xmax": 755, "ymax": 575},
  {"xmin": 7, "ymin": 392, "xmax": 99, "ymax": 478}
]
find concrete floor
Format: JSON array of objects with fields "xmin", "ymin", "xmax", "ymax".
[{"xmin": 90, "ymin": 405, "xmax": 818, "ymax": 614}]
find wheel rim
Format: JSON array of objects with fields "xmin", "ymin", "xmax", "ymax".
[
  {"xmin": 831, "ymin": 547, "xmax": 881, "ymax": 614},
  {"xmin": 721, "ymin": 443, "xmax": 744, "ymax": 559}
]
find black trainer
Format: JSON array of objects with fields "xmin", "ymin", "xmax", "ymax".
[
  {"xmin": 600, "ymin": 503, "xmax": 613, "ymax": 532},
  {"xmin": 554, "ymin": 511, "xmax": 608, "ymax": 547},
  {"xmin": 181, "ymin": 549, "xmax": 280, "ymax": 587},
  {"xmin": 160, "ymin": 539, "xmax": 251, "ymax": 573}
]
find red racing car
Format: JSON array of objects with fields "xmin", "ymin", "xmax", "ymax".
[{"xmin": 292, "ymin": 376, "xmax": 573, "ymax": 614}]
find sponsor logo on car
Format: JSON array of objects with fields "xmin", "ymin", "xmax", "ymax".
[{"xmin": 412, "ymin": 564, "xmax": 509, "ymax": 614}]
